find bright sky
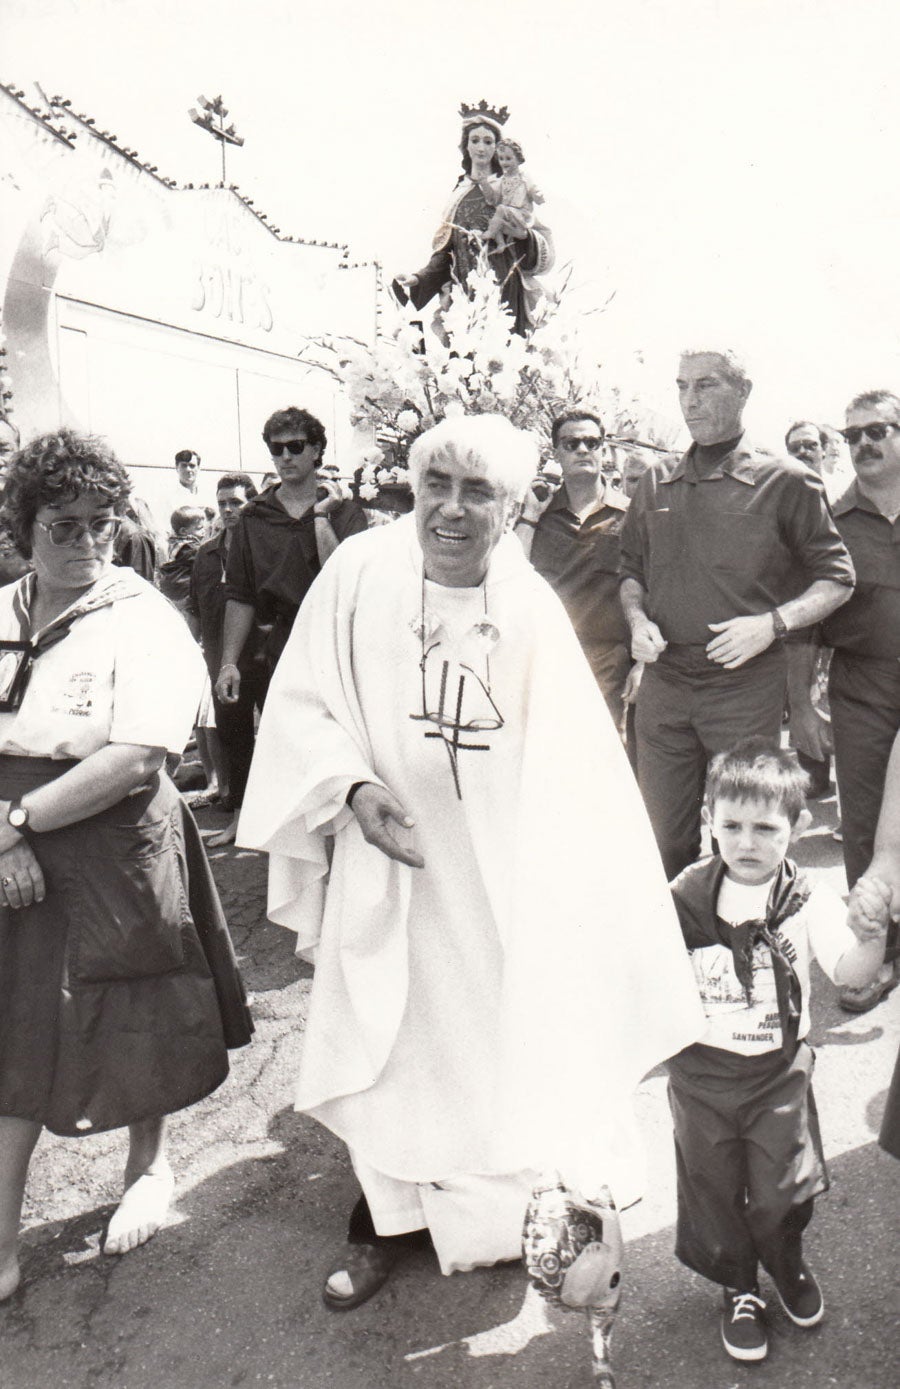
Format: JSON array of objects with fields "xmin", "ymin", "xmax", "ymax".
[{"xmin": 5, "ymin": 0, "xmax": 900, "ymax": 442}]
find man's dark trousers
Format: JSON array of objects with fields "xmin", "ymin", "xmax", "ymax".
[
  {"xmin": 636, "ymin": 644, "xmax": 786, "ymax": 881},
  {"xmin": 213, "ymin": 663, "xmax": 268, "ymax": 810}
]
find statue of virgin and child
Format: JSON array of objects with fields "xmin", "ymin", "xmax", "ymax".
[{"xmin": 392, "ymin": 101, "xmax": 554, "ymax": 337}]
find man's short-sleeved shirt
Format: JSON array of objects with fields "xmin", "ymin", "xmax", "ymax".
[
  {"xmin": 224, "ymin": 486, "xmax": 368, "ymax": 625},
  {"xmin": 530, "ymin": 484, "xmax": 630, "ymax": 654},
  {"xmin": 619, "ymin": 438, "xmax": 855, "ymax": 645},
  {"xmin": 821, "ymin": 481, "xmax": 900, "ymax": 662}
]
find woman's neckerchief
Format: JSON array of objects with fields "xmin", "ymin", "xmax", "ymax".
[
  {"xmin": 671, "ymin": 855, "xmax": 810, "ymax": 1060},
  {"xmin": 11, "ymin": 567, "xmax": 146, "ymax": 655}
]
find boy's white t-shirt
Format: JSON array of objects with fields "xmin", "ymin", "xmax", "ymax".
[{"xmin": 688, "ymin": 873, "xmax": 856, "ymax": 1055}]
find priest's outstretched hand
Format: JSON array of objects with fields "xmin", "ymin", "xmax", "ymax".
[{"xmin": 350, "ymin": 783, "xmax": 425, "ymax": 869}]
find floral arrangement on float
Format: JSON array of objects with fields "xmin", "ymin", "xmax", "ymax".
[{"xmin": 300, "ymin": 252, "xmax": 665, "ymax": 507}]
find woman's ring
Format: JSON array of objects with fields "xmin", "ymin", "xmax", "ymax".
[{"xmin": 1, "ymin": 877, "xmax": 11, "ymax": 886}]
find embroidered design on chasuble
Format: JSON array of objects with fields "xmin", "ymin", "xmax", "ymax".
[{"xmin": 409, "ymin": 589, "xmax": 502, "ymax": 799}]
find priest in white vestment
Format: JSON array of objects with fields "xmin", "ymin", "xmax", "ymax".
[{"xmin": 238, "ymin": 414, "xmax": 704, "ymax": 1309}]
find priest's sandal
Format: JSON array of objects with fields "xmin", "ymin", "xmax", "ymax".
[{"xmin": 322, "ymin": 1242, "xmax": 400, "ymax": 1311}]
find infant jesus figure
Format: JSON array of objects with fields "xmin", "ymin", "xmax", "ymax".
[{"xmin": 480, "ymin": 139, "xmax": 544, "ymax": 253}]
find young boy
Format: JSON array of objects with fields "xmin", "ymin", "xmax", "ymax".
[{"xmin": 667, "ymin": 738, "xmax": 889, "ymax": 1363}]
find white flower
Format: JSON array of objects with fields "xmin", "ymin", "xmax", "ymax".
[
  {"xmin": 396, "ymin": 408, "xmax": 420, "ymax": 433},
  {"xmin": 491, "ymin": 368, "xmax": 520, "ymax": 402},
  {"xmin": 444, "ymin": 399, "xmax": 466, "ymax": 418},
  {"xmin": 440, "ymin": 357, "xmax": 472, "ymax": 388},
  {"xmin": 396, "ymin": 322, "xmax": 423, "ymax": 354},
  {"xmin": 359, "ymin": 482, "xmax": 379, "ymax": 501}
]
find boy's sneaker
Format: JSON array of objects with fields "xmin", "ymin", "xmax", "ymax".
[
  {"xmin": 774, "ymin": 1262, "xmax": 825, "ymax": 1327},
  {"xmin": 721, "ymin": 1288, "xmax": 768, "ymax": 1361}
]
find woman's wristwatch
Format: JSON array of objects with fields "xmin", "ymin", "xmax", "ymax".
[{"xmin": 7, "ymin": 799, "xmax": 29, "ymax": 831}]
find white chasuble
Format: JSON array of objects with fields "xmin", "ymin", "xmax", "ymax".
[{"xmin": 239, "ymin": 517, "xmax": 703, "ymax": 1267}]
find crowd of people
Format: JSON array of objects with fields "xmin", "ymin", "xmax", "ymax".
[{"xmin": 0, "ymin": 343, "xmax": 897, "ymax": 1381}]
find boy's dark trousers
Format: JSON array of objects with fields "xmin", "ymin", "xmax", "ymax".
[{"xmin": 667, "ymin": 1041, "xmax": 827, "ymax": 1292}]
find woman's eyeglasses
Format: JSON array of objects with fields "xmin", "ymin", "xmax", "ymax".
[
  {"xmin": 268, "ymin": 439, "xmax": 315, "ymax": 457},
  {"xmin": 36, "ymin": 517, "xmax": 122, "ymax": 548},
  {"xmin": 839, "ymin": 422, "xmax": 900, "ymax": 447}
]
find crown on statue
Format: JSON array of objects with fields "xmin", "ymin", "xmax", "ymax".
[{"xmin": 459, "ymin": 99, "xmax": 510, "ymax": 129}]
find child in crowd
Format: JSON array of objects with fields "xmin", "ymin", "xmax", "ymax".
[
  {"xmin": 481, "ymin": 139, "xmax": 544, "ymax": 252},
  {"xmin": 159, "ymin": 505, "xmax": 209, "ymax": 611},
  {"xmin": 667, "ymin": 738, "xmax": 889, "ymax": 1364}
]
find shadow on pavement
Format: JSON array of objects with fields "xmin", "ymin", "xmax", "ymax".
[{"xmin": 5, "ymin": 1112, "xmax": 898, "ymax": 1389}]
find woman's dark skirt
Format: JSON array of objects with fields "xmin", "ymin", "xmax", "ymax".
[{"xmin": 0, "ymin": 756, "xmax": 253, "ymax": 1136}]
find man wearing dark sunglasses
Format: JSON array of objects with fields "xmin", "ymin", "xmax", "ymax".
[
  {"xmin": 216, "ymin": 407, "xmax": 367, "ymax": 705},
  {"xmin": 818, "ymin": 390, "xmax": 900, "ymax": 1011},
  {"xmin": 515, "ymin": 410, "xmax": 632, "ymax": 732},
  {"xmin": 619, "ymin": 348, "xmax": 855, "ymax": 880}
]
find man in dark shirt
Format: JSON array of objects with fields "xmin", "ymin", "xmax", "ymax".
[
  {"xmin": 783, "ymin": 421, "xmax": 834, "ymax": 798},
  {"xmin": 215, "ymin": 406, "xmax": 368, "ymax": 707},
  {"xmin": 516, "ymin": 410, "xmax": 631, "ymax": 728},
  {"xmin": 188, "ymin": 473, "xmax": 264, "ymax": 845},
  {"xmin": 619, "ymin": 349, "xmax": 854, "ymax": 880},
  {"xmin": 819, "ymin": 388, "xmax": 900, "ymax": 1010}
]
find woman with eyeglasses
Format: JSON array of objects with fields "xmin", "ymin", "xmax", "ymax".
[{"xmin": 0, "ymin": 429, "xmax": 252, "ymax": 1301}]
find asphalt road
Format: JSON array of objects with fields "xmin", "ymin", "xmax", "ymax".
[{"xmin": 3, "ymin": 786, "xmax": 898, "ymax": 1389}]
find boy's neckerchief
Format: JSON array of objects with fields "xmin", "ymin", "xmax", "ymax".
[{"xmin": 671, "ymin": 855, "xmax": 810, "ymax": 1060}]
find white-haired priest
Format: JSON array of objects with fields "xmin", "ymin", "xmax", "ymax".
[{"xmin": 238, "ymin": 413, "xmax": 703, "ymax": 1310}]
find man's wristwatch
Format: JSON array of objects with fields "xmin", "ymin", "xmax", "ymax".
[
  {"xmin": 7, "ymin": 799, "xmax": 29, "ymax": 831},
  {"xmin": 771, "ymin": 608, "xmax": 789, "ymax": 640}
]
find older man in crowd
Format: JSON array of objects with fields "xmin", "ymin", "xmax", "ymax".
[
  {"xmin": 815, "ymin": 389, "xmax": 900, "ymax": 1010},
  {"xmin": 238, "ymin": 414, "xmax": 702, "ymax": 1324},
  {"xmin": 619, "ymin": 349, "xmax": 855, "ymax": 880},
  {"xmin": 785, "ymin": 420, "xmax": 829, "ymax": 475},
  {"xmin": 515, "ymin": 410, "xmax": 632, "ymax": 728}
]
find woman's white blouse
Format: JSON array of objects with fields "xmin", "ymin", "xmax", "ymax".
[{"xmin": 0, "ymin": 574, "xmax": 205, "ymax": 759}]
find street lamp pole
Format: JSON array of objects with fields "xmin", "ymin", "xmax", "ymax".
[{"xmin": 188, "ymin": 95, "xmax": 244, "ymax": 185}]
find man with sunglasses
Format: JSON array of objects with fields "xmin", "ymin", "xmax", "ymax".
[
  {"xmin": 619, "ymin": 349, "xmax": 854, "ymax": 880},
  {"xmin": 516, "ymin": 411, "xmax": 632, "ymax": 730},
  {"xmin": 818, "ymin": 391, "xmax": 900, "ymax": 1011},
  {"xmin": 216, "ymin": 407, "xmax": 367, "ymax": 704}
]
